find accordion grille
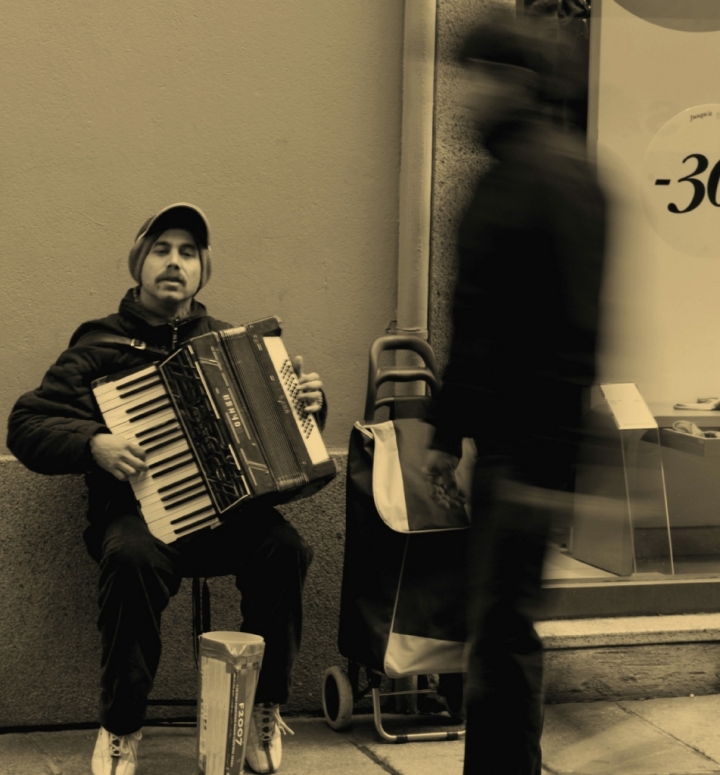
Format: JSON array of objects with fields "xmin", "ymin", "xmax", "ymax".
[{"xmin": 219, "ymin": 331, "xmax": 305, "ymax": 489}]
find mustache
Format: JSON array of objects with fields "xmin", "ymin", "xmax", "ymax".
[{"xmin": 156, "ymin": 272, "xmax": 185, "ymax": 285}]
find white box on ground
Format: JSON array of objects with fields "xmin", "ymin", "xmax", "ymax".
[{"xmin": 197, "ymin": 631, "xmax": 265, "ymax": 775}]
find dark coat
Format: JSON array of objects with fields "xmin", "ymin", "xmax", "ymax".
[{"xmin": 430, "ymin": 117, "xmax": 607, "ymax": 490}]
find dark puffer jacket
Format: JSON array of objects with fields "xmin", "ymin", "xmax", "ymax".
[
  {"xmin": 7, "ymin": 289, "xmax": 234, "ymax": 524},
  {"xmin": 7, "ymin": 288, "xmax": 327, "ymax": 528}
]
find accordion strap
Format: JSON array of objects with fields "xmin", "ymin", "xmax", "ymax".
[{"xmin": 74, "ymin": 331, "xmax": 168, "ymax": 358}]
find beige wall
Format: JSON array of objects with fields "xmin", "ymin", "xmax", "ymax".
[
  {"xmin": 1, "ymin": 1, "xmax": 404, "ymax": 453},
  {"xmin": 0, "ymin": 0, "xmax": 405, "ymax": 726}
]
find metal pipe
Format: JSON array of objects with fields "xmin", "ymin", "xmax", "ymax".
[{"xmin": 396, "ymin": 0, "xmax": 437, "ymax": 343}]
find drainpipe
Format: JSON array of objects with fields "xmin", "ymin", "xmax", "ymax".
[
  {"xmin": 396, "ymin": 0, "xmax": 436, "ymax": 342},
  {"xmin": 394, "ymin": 0, "xmax": 437, "ymax": 387}
]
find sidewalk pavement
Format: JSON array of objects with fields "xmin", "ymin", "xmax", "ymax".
[{"xmin": 3, "ymin": 694, "xmax": 720, "ymax": 775}]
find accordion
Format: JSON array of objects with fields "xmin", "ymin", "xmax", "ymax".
[{"xmin": 91, "ymin": 317, "xmax": 337, "ymax": 543}]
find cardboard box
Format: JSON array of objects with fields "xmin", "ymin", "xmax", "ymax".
[{"xmin": 197, "ymin": 631, "xmax": 265, "ymax": 775}]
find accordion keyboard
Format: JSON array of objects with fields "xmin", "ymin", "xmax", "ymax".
[{"xmin": 92, "ymin": 364, "xmax": 220, "ymax": 542}]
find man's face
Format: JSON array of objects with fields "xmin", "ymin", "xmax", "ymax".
[
  {"xmin": 139, "ymin": 228, "xmax": 202, "ymax": 306},
  {"xmin": 457, "ymin": 63, "xmax": 532, "ymax": 132}
]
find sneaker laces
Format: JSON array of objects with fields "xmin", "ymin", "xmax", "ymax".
[
  {"xmin": 253, "ymin": 704, "xmax": 294, "ymax": 743},
  {"xmin": 109, "ymin": 731, "xmax": 142, "ymax": 758}
]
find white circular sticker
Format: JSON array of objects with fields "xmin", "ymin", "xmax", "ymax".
[{"xmin": 642, "ymin": 104, "xmax": 720, "ymax": 257}]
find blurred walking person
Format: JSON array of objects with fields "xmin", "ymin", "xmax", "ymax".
[{"xmin": 424, "ymin": 9, "xmax": 607, "ymax": 775}]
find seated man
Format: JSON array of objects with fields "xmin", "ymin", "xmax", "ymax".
[{"xmin": 7, "ymin": 203, "xmax": 327, "ymax": 775}]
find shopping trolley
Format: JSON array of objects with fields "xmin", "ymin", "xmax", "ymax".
[{"xmin": 321, "ymin": 335, "xmax": 473, "ymax": 742}]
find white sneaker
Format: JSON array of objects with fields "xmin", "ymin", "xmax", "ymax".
[
  {"xmin": 91, "ymin": 726, "xmax": 142, "ymax": 775},
  {"xmin": 245, "ymin": 703, "xmax": 294, "ymax": 774}
]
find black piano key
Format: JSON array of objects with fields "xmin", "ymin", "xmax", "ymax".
[
  {"xmin": 114, "ymin": 370, "xmax": 159, "ymax": 391},
  {"xmin": 144, "ymin": 433, "xmax": 186, "ymax": 454},
  {"xmin": 161, "ymin": 481, "xmax": 206, "ymax": 503},
  {"xmin": 119, "ymin": 377, "xmax": 163, "ymax": 399},
  {"xmin": 170, "ymin": 506, "xmax": 217, "ymax": 526},
  {"xmin": 135, "ymin": 423, "xmax": 182, "ymax": 447},
  {"xmin": 148, "ymin": 449, "xmax": 193, "ymax": 471},
  {"xmin": 136, "ymin": 419, "xmax": 178, "ymax": 439},
  {"xmin": 157, "ymin": 473, "xmax": 203, "ymax": 494},
  {"xmin": 105, "ymin": 412, "xmax": 177, "ymax": 444},
  {"xmin": 162, "ymin": 489, "xmax": 206, "ymax": 510},
  {"xmin": 127, "ymin": 394, "xmax": 168, "ymax": 415},
  {"xmin": 173, "ymin": 515, "xmax": 218, "ymax": 535},
  {"xmin": 150, "ymin": 456, "xmax": 196, "ymax": 479},
  {"xmin": 130, "ymin": 401, "xmax": 172, "ymax": 423}
]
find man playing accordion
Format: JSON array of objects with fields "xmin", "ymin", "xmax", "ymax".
[{"xmin": 7, "ymin": 203, "xmax": 326, "ymax": 775}]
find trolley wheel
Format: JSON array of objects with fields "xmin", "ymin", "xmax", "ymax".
[{"xmin": 322, "ymin": 666, "xmax": 354, "ymax": 730}]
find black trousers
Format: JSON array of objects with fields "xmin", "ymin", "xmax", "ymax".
[
  {"xmin": 91, "ymin": 507, "xmax": 313, "ymax": 736},
  {"xmin": 462, "ymin": 464, "xmax": 552, "ymax": 775}
]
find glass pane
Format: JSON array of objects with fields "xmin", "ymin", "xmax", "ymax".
[
  {"xmin": 656, "ymin": 421, "xmax": 720, "ymax": 575},
  {"xmin": 545, "ymin": 385, "xmax": 674, "ymax": 582}
]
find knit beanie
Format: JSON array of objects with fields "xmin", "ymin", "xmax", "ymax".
[{"xmin": 128, "ymin": 203, "xmax": 212, "ymax": 290}]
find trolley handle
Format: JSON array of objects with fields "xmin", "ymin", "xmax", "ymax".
[{"xmin": 364, "ymin": 335, "xmax": 441, "ymax": 423}]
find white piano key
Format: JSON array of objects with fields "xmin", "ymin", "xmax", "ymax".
[
  {"xmin": 95, "ymin": 382, "xmax": 165, "ymax": 413},
  {"xmin": 138, "ymin": 478, "xmax": 209, "ymax": 518},
  {"xmin": 173, "ymin": 521, "xmax": 221, "ymax": 539},
  {"xmin": 106, "ymin": 408, "xmax": 180, "ymax": 439},
  {"xmin": 92, "ymin": 366, "xmax": 159, "ymax": 397},
  {"xmin": 93, "ymin": 372, "xmax": 158, "ymax": 399},
  {"xmin": 138, "ymin": 476, "xmax": 205, "ymax": 510},
  {"xmin": 137, "ymin": 429, "xmax": 186, "ymax": 453},
  {"xmin": 134, "ymin": 418, "xmax": 182, "ymax": 440},
  {"xmin": 136, "ymin": 435, "xmax": 189, "ymax": 462},
  {"xmin": 139, "ymin": 440, "xmax": 194, "ymax": 474},
  {"xmin": 142, "ymin": 497, "xmax": 212, "ymax": 526},
  {"xmin": 142, "ymin": 493, "xmax": 214, "ymax": 524},
  {"xmin": 132, "ymin": 475, "xmax": 198, "ymax": 514},
  {"xmin": 170, "ymin": 509, "xmax": 219, "ymax": 529},
  {"xmin": 150, "ymin": 512, "xmax": 220, "ymax": 543},
  {"xmin": 131, "ymin": 453, "xmax": 197, "ymax": 497},
  {"xmin": 147, "ymin": 448, "xmax": 195, "ymax": 473},
  {"xmin": 98, "ymin": 382, "xmax": 165, "ymax": 409},
  {"xmin": 99, "ymin": 393, "xmax": 171, "ymax": 427}
]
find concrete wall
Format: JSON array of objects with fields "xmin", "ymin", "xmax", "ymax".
[
  {"xmin": 429, "ymin": 0, "xmax": 511, "ymax": 370},
  {"xmin": 0, "ymin": 455, "xmax": 348, "ymax": 726}
]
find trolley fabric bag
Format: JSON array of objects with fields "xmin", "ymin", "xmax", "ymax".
[{"xmin": 339, "ymin": 416, "xmax": 474, "ymax": 679}]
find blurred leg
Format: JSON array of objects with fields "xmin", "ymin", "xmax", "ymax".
[{"xmin": 463, "ymin": 466, "xmax": 550, "ymax": 775}]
